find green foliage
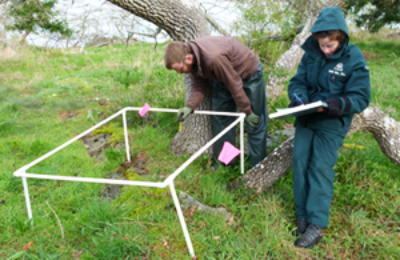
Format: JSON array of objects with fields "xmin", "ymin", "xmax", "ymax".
[
  {"xmin": 6, "ymin": 0, "xmax": 72, "ymax": 37},
  {"xmin": 233, "ymin": 0, "xmax": 295, "ymax": 65},
  {"xmin": 345, "ymin": 0, "xmax": 400, "ymax": 32}
]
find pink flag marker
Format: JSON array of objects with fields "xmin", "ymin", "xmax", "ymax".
[
  {"xmin": 218, "ymin": 141, "xmax": 241, "ymax": 165},
  {"xmin": 139, "ymin": 103, "xmax": 150, "ymax": 117}
]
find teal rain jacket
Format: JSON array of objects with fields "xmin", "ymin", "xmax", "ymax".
[{"xmin": 288, "ymin": 6, "xmax": 371, "ymax": 137}]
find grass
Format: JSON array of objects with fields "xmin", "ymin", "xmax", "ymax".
[{"xmin": 0, "ymin": 38, "xmax": 399, "ymax": 260}]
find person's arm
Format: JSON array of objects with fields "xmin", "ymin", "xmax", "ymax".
[
  {"xmin": 339, "ymin": 50, "xmax": 371, "ymax": 115},
  {"xmin": 324, "ymin": 49, "xmax": 371, "ymax": 118},
  {"xmin": 211, "ymin": 56, "xmax": 252, "ymax": 115},
  {"xmin": 185, "ymin": 74, "xmax": 210, "ymax": 110},
  {"xmin": 288, "ymin": 54, "xmax": 310, "ymax": 103}
]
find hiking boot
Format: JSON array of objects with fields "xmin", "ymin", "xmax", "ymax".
[
  {"xmin": 294, "ymin": 224, "xmax": 323, "ymax": 248},
  {"xmin": 293, "ymin": 218, "xmax": 308, "ymax": 237}
]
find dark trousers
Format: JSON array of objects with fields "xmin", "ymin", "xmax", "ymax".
[
  {"xmin": 211, "ymin": 62, "xmax": 268, "ymax": 168},
  {"xmin": 292, "ymin": 124, "xmax": 344, "ymax": 227}
]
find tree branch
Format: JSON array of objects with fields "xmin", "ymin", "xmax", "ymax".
[{"xmin": 203, "ymin": 12, "xmax": 229, "ymax": 36}]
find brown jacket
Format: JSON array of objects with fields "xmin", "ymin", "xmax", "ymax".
[{"xmin": 186, "ymin": 36, "xmax": 259, "ymax": 115}]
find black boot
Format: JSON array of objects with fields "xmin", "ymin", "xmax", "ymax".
[
  {"xmin": 211, "ymin": 162, "xmax": 220, "ymax": 170},
  {"xmin": 294, "ymin": 224, "xmax": 323, "ymax": 248},
  {"xmin": 293, "ymin": 218, "xmax": 308, "ymax": 237}
]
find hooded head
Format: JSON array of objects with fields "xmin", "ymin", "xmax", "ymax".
[
  {"xmin": 310, "ymin": 6, "xmax": 349, "ymax": 37},
  {"xmin": 309, "ymin": 6, "xmax": 349, "ymax": 57}
]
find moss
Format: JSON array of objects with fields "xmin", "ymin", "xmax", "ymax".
[
  {"xmin": 124, "ymin": 169, "xmax": 142, "ymax": 181},
  {"xmin": 92, "ymin": 123, "xmax": 127, "ymax": 144}
]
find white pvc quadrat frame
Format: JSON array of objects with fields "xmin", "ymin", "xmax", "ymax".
[{"xmin": 13, "ymin": 107, "xmax": 246, "ymax": 258}]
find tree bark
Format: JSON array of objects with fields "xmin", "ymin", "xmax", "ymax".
[
  {"xmin": 230, "ymin": 137, "xmax": 294, "ymax": 193},
  {"xmin": 348, "ymin": 106, "xmax": 400, "ymax": 167},
  {"xmin": 108, "ymin": 0, "xmax": 213, "ymax": 156}
]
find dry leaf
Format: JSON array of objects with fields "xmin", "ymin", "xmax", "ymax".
[
  {"xmin": 227, "ymin": 216, "xmax": 235, "ymax": 226},
  {"xmin": 189, "ymin": 205, "xmax": 197, "ymax": 217},
  {"xmin": 72, "ymin": 250, "xmax": 84, "ymax": 258},
  {"xmin": 197, "ymin": 222, "xmax": 206, "ymax": 232},
  {"xmin": 121, "ymin": 237, "xmax": 130, "ymax": 241},
  {"xmin": 23, "ymin": 241, "xmax": 34, "ymax": 251},
  {"xmin": 163, "ymin": 239, "xmax": 169, "ymax": 249}
]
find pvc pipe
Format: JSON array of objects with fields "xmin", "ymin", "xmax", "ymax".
[
  {"xmin": 122, "ymin": 111, "xmax": 131, "ymax": 162},
  {"xmin": 240, "ymin": 117, "xmax": 245, "ymax": 174},
  {"xmin": 163, "ymin": 115, "xmax": 245, "ymax": 186},
  {"xmin": 126, "ymin": 107, "xmax": 178, "ymax": 113},
  {"xmin": 22, "ymin": 177, "xmax": 33, "ymax": 221},
  {"xmin": 14, "ymin": 108, "xmax": 245, "ymax": 176},
  {"xmin": 12, "ymin": 107, "xmax": 246, "ymax": 258},
  {"xmin": 125, "ymin": 107, "xmax": 243, "ymax": 117},
  {"xmin": 15, "ymin": 173, "xmax": 165, "ymax": 188},
  {"xmin": 169, "ymin": 182, "xmax": 195, "ymax": 257}
]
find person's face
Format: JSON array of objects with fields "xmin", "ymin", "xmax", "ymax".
[
  {"xmin": 318, "ymin": 37, "xmax": 340, "ymax": 57},
  {"xmin": 171, "ymin": 54, "xmax": 193, "ymax": 74}
]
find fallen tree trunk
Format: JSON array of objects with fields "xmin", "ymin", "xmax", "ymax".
[
  {"xmin": 238, "ymin": 106, "xmax": 400, "ymax": 192},
  {"xmin": 348, "ymin": 106, "xmax": 400, "ymax": 167},
  {"xmin": 230, "ymin": 137, "xmax": 294, "ymax": 193}
]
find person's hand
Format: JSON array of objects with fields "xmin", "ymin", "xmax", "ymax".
[
  {"xmin": 245, "ymin": 113, "xmax": 259, "ymax": 128},
  {"xmin": 288, "ymin": 94, "xmax": 309, "ymax": 108},
  {"xmin": 324, "ymin": 98, "xmax": 343, "ymax": 118},
  {"xmin": 177, "ymin": 107, "xmax": 193, "ymax": 121}
]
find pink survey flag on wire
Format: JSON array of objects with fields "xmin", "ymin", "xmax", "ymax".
[
  {"xmin": 139, "ymin": 103, "xmax": 151, "ymax": 117},
  {"xmin": 218, "ymin": 141, "xmax": 241, "ymax": 165}
]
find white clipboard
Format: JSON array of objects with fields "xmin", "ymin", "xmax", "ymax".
[{"xmin": 269, "ymin": 101, "xmax": 328, "ymax": 119}]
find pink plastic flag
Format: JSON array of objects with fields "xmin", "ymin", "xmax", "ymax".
[
  {"xmin": 139, "ymin": 103, "xmax": 151, "ymax": 117},
  {"xmin": 218, "ymin": 141, "xmax": 241, "ymax": 165}
]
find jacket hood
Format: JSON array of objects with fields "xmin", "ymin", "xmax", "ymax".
[{"xmin": 310, "ymin": 6, "xmax": 349, "ymax": 39}]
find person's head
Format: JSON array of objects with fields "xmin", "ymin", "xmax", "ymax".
[
  {"xmin": 164, "ymin": 41, "xmax": 194, "ymax": 74},
  {"xmin": 312, "ymin": 30, "xmax": 347, "ymax": 57}
]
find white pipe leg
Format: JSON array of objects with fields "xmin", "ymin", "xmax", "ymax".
[
  {"xmin": 240, "ymin": 116, "xmax": 245, "ymax": 174},
  {"xmin": 122, "ymin": 111, "xmax": 131, "ymax": 162},
  {"xmin": 22, "ymin": 177, "xmax": 33, "ymax": 222},
  {"xmin": 169, "ymin": 182, "xmax": 195, "ymax": 257}
]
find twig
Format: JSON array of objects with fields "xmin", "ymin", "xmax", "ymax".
[
  {"xmin": 126, "ymin": 27, "xmax": 163, "ymax": 53},
  {"xmin": 46, "ymin": 201, "xmax": 64, "ymax": 239}
]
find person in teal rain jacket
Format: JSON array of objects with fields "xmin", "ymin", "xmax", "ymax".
[{"xmin": 288, "ymin": 6, "xmax": 371, "ymax": 248}]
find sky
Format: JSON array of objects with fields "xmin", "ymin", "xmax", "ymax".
[{"xmin": 24, "ymin": 0, "xmax": 241, "ymax": 48}]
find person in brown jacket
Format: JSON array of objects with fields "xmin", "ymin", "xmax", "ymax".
[{"xmin": 164, "ymin": 36, "xmax": 268, "ymax": 169}]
